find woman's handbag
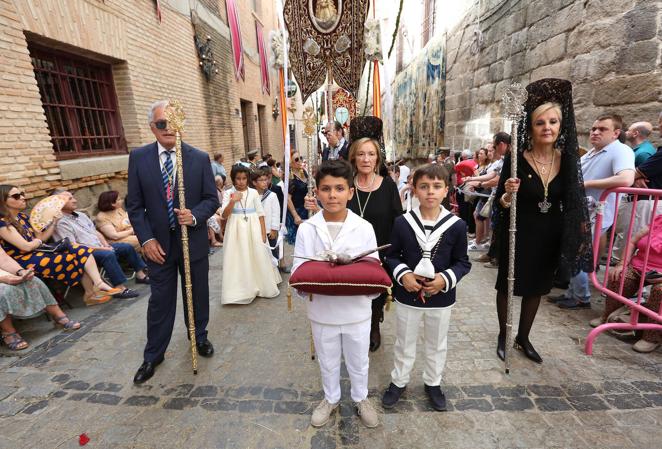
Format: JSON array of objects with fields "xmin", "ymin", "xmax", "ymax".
[
  {"xmin": 37, "ymin": 237, "xmax": 73, "ymax": 253},
  {"xmin": 479, "ymin": 194, "xmax": 495, "ymax": 218}
]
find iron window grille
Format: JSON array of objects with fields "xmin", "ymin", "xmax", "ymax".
[{"xmin": 29, "ymin": 44, "xmax": 126, "ymax": 160}]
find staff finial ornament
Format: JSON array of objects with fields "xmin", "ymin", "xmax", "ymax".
[
  {"xmin": 502, "ymin": 83, "xmax": 528, "ymax": 121},
  {"xmin": 165, "ymin": 99, "xmax": 186, "ymax": 133}
]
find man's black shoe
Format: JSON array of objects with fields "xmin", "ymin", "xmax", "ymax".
[
  {"xmin": 116, "ymin": 288, "xmax": 140, "ymax": 299},
  {"xmin": 546, "ymin": 293, "xmax": 567, "ymax": 304},
  {"xmin": 557, "ymin": 298, "xmax": 591, "ymax": 309},
  {"xmin": 381, "ymin": 383, "xmax": 406, "ymax": 409},
  {"xmin": 424, "ymin": 384, "xmax": 447, "ymax": 411},
  {"xmin": 196, "ymin": 339, "xmax": 214, "ymax": 357},
  {"xmin": 133, "ymin": 358, "xmax": 163, "ymax": 384}
]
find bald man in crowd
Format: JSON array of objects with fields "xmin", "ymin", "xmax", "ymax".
[{"xmin": 625, "ymin": 121, "xmax": 656, "ymax": 167}]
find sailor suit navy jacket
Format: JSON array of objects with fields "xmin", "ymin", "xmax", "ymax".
[{"xmin": 385, "ymin": 207, "xmax": 471, "ymax": 308}]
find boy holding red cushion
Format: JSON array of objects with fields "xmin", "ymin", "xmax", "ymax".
[
  {"xmin": 292, "ymin": 160, "xmax": 380, "ymax": 428},
  {"xmin": 383, "ymin": 164, "xmax": 471, "ymax": 411}
]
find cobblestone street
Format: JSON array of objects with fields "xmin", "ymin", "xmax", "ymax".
[{"xmin": 1, "ymin": 249, "xmax": 662, "ymax": 449}]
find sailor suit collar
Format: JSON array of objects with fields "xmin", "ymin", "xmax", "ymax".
[{"xmin": 403, "ymin": 206, "xmax": 459, "ymax": 279}]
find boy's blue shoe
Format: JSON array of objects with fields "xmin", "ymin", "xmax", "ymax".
[
  {"xmin": 424, "ymin": 384, "xmax": 447, "ymax": 411},
  {"xmin": 381, "ymin": 383, "xmax": 406, "ymax": 409}
]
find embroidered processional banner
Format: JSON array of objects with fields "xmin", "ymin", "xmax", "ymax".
[{"xmin": 283, "ymin": 0, "xmax": 370, "ymax": 102}]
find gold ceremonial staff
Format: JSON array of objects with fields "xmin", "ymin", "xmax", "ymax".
[
  {"xmin": 303, "ymin": 105, "xmax": 318, "ymax": 361},
  {"xmin": 165, "ymin": 100, "xmax": 198, "ymax": 375}
]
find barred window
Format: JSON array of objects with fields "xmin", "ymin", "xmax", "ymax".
[{"xmin": 29, "ymin": 44, "xmax": 126, "ymax": 160}]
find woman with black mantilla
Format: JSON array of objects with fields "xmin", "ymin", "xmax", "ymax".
[
  {"xmin": 494, "ymin": 79, "xmax": 593, "ymax": 364},
  {"xmin": 347, "ymin": 117, "xmax": 403, "ymax": 351}
]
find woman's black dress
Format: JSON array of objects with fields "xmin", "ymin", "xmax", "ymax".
[
  {"xmin": 495, "ymin": 153, "xmax": 563, "ymax": 297},
  {"xmin": 348, "ymin": 176, "xmax": 403, "ymax": 252},
  {"xmin": 285, "ymin": 171, "xmax": 309, "ymax": 244},
  {"xmin": 349, "ymin": 176, "xmax": 403, "ymax": 307}
]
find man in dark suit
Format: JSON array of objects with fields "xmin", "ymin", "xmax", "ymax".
[
  {"xmin": 323, "ymin": 121, "xmax": 349, "ymax": 160},
  {"xmin": 126, "ymin": 100, "xmax": 220, "ymax": 384}
]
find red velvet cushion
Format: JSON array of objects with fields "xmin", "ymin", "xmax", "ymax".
[{"xmin": 289, "ymin": 258, "xmax": 392, "ymax": 296}]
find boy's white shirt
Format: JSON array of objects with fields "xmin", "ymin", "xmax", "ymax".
[
  {"xmin": 260, "ymin": 191, "xmax": 281, "ymax": 231},
  {"xmin": 292, "ymin": 209, "xmax": 380, "ymax": 326}
]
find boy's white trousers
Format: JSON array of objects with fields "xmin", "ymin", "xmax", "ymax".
[
  {"xmin": 310, "ymin": 319, "xmax": 370, "ymax": 404},
  {"xmin": 391, "ymin": 304, "xmax": 452, "ymax": 388}
]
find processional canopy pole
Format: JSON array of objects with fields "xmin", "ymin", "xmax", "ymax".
[
  {"xmin": 501, "ymin": 83, "xmax": 528, "ymax": 374},
  {"xmin": 164, "ymin": 99, "xmax": 199, "ymax": 375}
]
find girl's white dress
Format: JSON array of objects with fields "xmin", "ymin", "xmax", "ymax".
[{"xmin": 221, "ymin": 187, "xmax": 281, "ymax": 304}]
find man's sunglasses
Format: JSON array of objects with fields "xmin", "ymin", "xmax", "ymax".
[
  {"xmin": 293, "ymin": 157, "xmax": 300, "ymax": 162},
  {"xmin": 153, "ymin": 120, "xmax": 169, "ymax": 130},
  {"xmin": 9, "ymin": 192, "xmax": 25, "ymax": 200}
]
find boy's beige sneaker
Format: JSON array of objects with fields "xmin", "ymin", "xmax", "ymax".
[
  {"xmin": 356, "ymin": 399, "xmax": 379, "ymax": 428},
  {"xmin": 311, "ymin": 399, "xmax": 338, "ymax": 427}
]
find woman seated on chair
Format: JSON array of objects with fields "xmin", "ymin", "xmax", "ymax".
[
  {"xmin": 0, "ymin": 246, "xmax": 80, "ymax": 352},
  {"xmin": 0, "ymin": 185, "xmax": 121, "ymax": 306},
  {"xmin": 96, "ymin": 191, "xmax": 141, "ymax": 253},
  {"xmin": 591, "ymin": 214, "xmax": 662, "ymax": 353}
]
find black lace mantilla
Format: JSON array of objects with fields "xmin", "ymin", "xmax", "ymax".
[{"xmin": 496, "ymin": 78, "xmax": 594, "ymax": 275}]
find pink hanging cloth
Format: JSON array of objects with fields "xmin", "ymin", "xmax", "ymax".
[
  {"xmin": 226, "ymin": 0, "xmax": 245, "ymax": 80},
  {"xmin": 256, "ymin": 22, "xmax": 271, "ymax": 95}
]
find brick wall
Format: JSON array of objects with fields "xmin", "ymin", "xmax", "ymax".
[
  {"xmin": 0, "ymin": 0, "xmax": 283, "ymax": 210},
  {"xmin": 0, "ymin": 0, "xmax": 61, "ymax": 196},
  {"xmin": 443, "ymin": 0, "xmax": 662, "ymax": 150}
]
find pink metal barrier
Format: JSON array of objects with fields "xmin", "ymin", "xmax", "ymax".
[{"xmin": 585, "ymin": 187, "xmax": 662, "ymax": 355}]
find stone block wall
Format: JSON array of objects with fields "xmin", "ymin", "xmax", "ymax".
[{"xmin": 444, "ymin": 0, "xmax": 662, "ymax": 150}]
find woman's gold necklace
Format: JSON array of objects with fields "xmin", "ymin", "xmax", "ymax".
[
  {"xmin": 530, "ymin": 151, "xmax": 555, "ymax": 214},
  {"xmin": 531, "ymin": 153, "xmax": 554, "ymax": 175},
  {"xmin": 355, "ymin": 173, "xmax": 377, "ymax": 218}
]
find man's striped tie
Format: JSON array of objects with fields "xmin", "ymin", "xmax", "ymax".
[{"xmin": 162, "ymin": 152, "xmax": 176, "ymax": 229}]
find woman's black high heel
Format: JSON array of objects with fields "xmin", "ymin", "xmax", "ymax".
[
  {"xmin": 496, "ymin": 333, "xmax": 505, "ymax": 361},
  {"xmin": 513, "ymin": 335, "xmax": 543, "ymax": 364}
]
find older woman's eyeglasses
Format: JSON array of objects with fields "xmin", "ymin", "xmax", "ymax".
[
  {"xmin": 9, "ymin": 192, "xmax": 25, "ymax": 200},
  {"xmin": 293, "ymin": 157, "xmax": 301, "ymax": 162}
]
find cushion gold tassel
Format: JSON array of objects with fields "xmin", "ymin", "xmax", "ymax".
[{"xmin": 385, "ymin": 287, "xmax": 393, "ymax": 311}]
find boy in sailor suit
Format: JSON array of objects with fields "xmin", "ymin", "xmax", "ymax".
[
  {"xmin": 292, "ymin": 160, "xmax": 380, "ymax": 428},
  {"xmin": 382, "ymin": 164, "xmax": 471, "ymax": 411}
]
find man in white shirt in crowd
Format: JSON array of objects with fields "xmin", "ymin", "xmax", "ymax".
[{"xmin": 551, "ymin": 113, "xmax": 635, "ymax": 309}]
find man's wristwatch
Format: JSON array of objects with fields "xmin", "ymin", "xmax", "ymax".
[{"xmin": 16, "ymin": 269, "xmax": 24, "ymax": 276}]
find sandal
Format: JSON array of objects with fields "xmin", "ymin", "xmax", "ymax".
[
  {"xmin": 1, "ymin": 332, "xmax": 29, "ymax": 351},
  {"xmin": 84, "ymin": 294, "xmax": 112, "ymax": 306},
  {"xmin": 93, "ymin": 282, "xmax": 123, "ymax": 297},
  {"xmin": 53, "ymin": 315, "xmax": 81, "ymax": 331}
]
